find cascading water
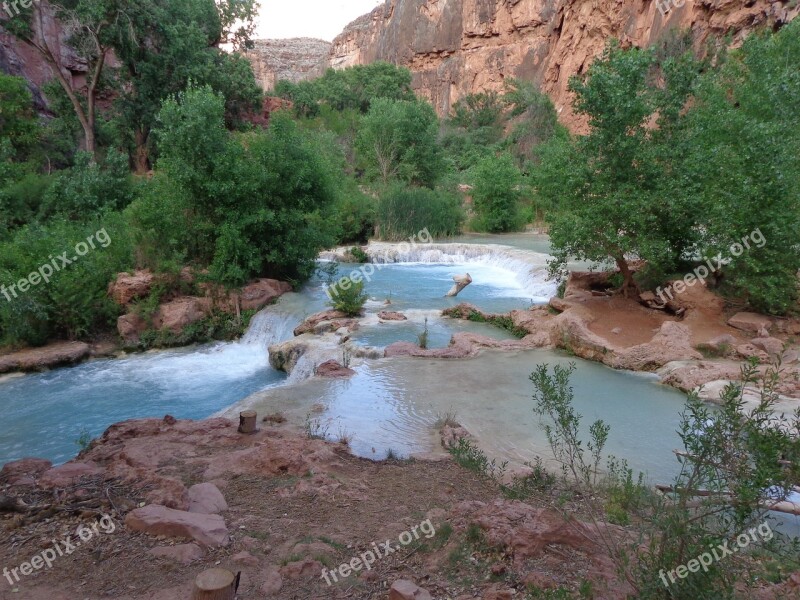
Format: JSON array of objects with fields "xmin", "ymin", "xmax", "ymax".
[
  {"xmin": 321, "ymin": 242, "xmax": 558, "ymax": 302},
  {"xmin": 0, "ymin": 302, "xmax": 303, "ymax": 466}
]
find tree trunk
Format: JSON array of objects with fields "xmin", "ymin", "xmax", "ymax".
[
  {"xmin": 445, "ymin": 273, "xmax": 473, "ymax": 298},
  {"xmin": 615, "ymin": 256, "xmax": 636, "ymax": 298},
  {"xmin": 133, "ymin": 127, "xmax": 151, "ymax": 174},
  {"xmin": 238, "ymin": 411, "xmax": 257, "ymax": 434},
  {"xmin": 191, "ymin": 568, "xmax": 238, "ymax": 600}
]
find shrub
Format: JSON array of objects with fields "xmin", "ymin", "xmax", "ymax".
[
  {"xmin": 39, "ymin": 149, "xmax": 135, "ymax": 221},
  {"xmin": 377, "ymin": 185, "xmax": 464, "ymax": 241},
  {"xmin": 0, "ymin": 214, "xmax": 134, "ymax": 346},
  {"xmin": 327, "ymin": 278, "xmax": 367, "ymax": 316},
  {"xmin": 470, "ymin": 153, "xmax": 524, "ymax": 232}
]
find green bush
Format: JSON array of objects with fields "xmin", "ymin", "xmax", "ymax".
[
  {"xmin": 327, "ymin": 278, "xmax": 367, "ymax": 316},
  {"xmin": 39, "ymin": 149, "xmax": 136, "ymax": 221},
  {"xmin": 0, "ymin": 214, "xmax": 134, "ymax": 346},
  {"xmin": 145, "ymin": 86, "xmax": 338, "ymax": 286},
  {"xmin": 377, "ymin": 185, "xmax": 464, "ymax": 241},
  {"xmin": 470, "ymin": 153, "xmax": 524, "ymax": 232}
]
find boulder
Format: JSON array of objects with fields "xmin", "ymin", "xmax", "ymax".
[
  {"xmin": 728, "ymin": 312, "xmax": 773, "ymax": 333},
  {"xmin": 234, "ymin": 279, "xmax": 292, "ymax": 311},
  {"xmin": 125, "ymin": 504, "xmax": 230, "ymax": 548},
  {"xmin": 187, "ymin": 483, "xmax": 228, "ymax": 515},
  {"xmin": 315, "ymin": 360, "xmax": 356, "ymax": 378},
  {"xmin": 0, "ymin": 458, "xmax": 52, "ymax": 484},
  {"xmin": 707, "ymin": 334, "xmax": 736, "ymax": 349},
  {"xmin": 108, "ymin": 271, "xmax": 155, "ymax": 306},
  {"xmin": 389, "ymin": 580, "xmax": 433, "ymax": 600},
  {"xmin": 149, "ymin": 543, "xmax": 205, "ymax": 564},
  {"xmin": 269, "ymin": 338, "xmax": 310, "ymax": 373},
  {"xmin": 751, "ymin": 337, "xmax": 785, "ymax": 357},
  {"xmin": 153, "ymin": 297, "xmax": 209, "ymax": 333},
  {"xmin": 0, "ymin": 341, "xmax": 91, "ymax": 374},
  {"xmin": 39, "ymin": 462, "xmax": 105, "ymax": 488},
  {"xmin": 117, "ymin": 312, "xmax": 148, "ymax": 343},
  {"xmin": 293, "ymin": 310, "xmax": 349, "ymax": 336},
  {"xmin": 378, "ymin": 311, "xmax": 408, "ymax": 321}
]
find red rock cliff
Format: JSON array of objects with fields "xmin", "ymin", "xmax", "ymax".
[{"xmin": 329, "ymin": 0, "xmax": 798, "ymax": 130}]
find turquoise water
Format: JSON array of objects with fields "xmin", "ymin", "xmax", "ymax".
[
  {"xmin": 0, "ymin": 235, "xmax": 678, "ymax": 482},
  {"xmin": 0, "ymin": 341, "xmax": 288, "ymax": 465}
]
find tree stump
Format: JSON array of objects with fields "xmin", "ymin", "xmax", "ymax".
[
  {"xmin": 191, "ymin": 568, "xmax": 238, "ymax": 600},
  {"xmin": 238, "ymin": 410, "xmax": 258, "ymax": 434},
  {"xmin": 445, "ymin": 273, "xmax": 473, "ymax": 297}
]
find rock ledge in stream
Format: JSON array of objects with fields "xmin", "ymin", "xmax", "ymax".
[
  {"xmin": 0, "ymin": 341, "xmax": 91, "ymax": 374},
  {"xmin": 315, "ymin": 359, "xmax": 356, "ymax": 378}
]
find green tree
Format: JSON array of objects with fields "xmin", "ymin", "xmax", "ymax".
[
  {"xmin": 536, "ymin": 43, "xmax": 700, "ymax": 295},
  {"xmin": 356, "ymin": 98, "xmax": 443, "ymax": 188},
  {"xmin": 677, "ymin": 21, "xmax": 800, "ymax": 314},
  {"xmin": 1, "ymin": 0, "xmax": 124, "ymax": 157},
  {"xmin": 471, "ymin": 153, "xmax": 523, "ymax": 232},
  {"xmin": 133, "ymin": 85, "xmax": 338, "ymax": 285},
  {"xmin": 111, "ymin": 0, "xmax": 262, "ymax": 172},
  {"xmin": 0, "ymin": 74, "xmax": 38, "ymax": 158}
]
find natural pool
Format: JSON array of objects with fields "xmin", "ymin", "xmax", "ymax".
[{"xmin": 1, "ymin": 235, "xmax": 685, "ymax": 486}]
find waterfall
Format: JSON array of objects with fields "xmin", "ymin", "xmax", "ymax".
[
  {"xmin": 241, "ymin": 308, "xmax": 298, "ymax": 347},
  {"xmin": 321, "ymin": 242, "xmax": 557, "ymax": 300}
]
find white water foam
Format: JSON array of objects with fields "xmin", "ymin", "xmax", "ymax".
[{"xmin": 322, "ymin": 242, "xmax": 557, "ymax": 300}]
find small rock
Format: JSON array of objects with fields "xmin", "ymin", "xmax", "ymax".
[
  {"xmin": 611, "ymin": 327, "xmax": 622, "ymax": 335},
  {"xmin": 378, "ymin": 311, "xmax": 408, "ymax": 321},
  {"xmin": 125, "ymin": 504, "xmax": 230, "ymax": 548},
  {"xmin": 389, "ymin": 580, "xmax": 433, "ymax": 600},
  {"xmin": 262, "ymin": 566, "xmax": 283, "ymax": 594},
  {"xmin": 232, "ymin": 551, "xmax": 259, "ymax": 567},
  {"xmin": 751, "ymin": 337, "xmax": 785, "ymax": 357},
  {"xmin": 728, "ymin": 312, "xmax": 773, "ymax": 334},
  {"xmin": 149, "ymin": 543, "xmax": 204, "ymax": 564},
  {"xmin": 782, "ymin": 350, "xmax": 799, "ymax": 364},
  {"xmin": 314, "ymin": 360, "xmax": 356, "ymax": 379},
  {"xmin": 707, "ymin": 334, "xmax": 736, "ymax": 349},
  {"xmin": 280, "ymin": 557, "xmax": 323, "ymax": 580},
  {"xmin": 188, "ymin": 483, "xmax": 228, "ymax": 515}
]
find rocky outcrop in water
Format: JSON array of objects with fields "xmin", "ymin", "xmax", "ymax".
[
  {"xmin": 244, "ymin": 38, "xmax": 332, "ymax": 92},
  {"xmin": 109, "ymin": 270, "xmax": 292, "ymax": 344},
  {"xmin": 329, "ymin": 0, "xmax": 799, "ymax": 129}
]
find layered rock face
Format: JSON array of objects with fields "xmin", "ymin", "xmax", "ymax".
[
  {"xmin": 329, "ymin": 0, "xmax": 799, "ymax": 130},
  {"xmin": 244, "ymin": 37, "xmax": 331, "ymax": 92},
  {"xmin": 0, "ymin": 3, "xmax": 87, "ymax": 112}
]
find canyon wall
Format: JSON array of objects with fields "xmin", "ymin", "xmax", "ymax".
[
  {"xmin": 329, "ymin": 0, "xmax": 799, "ymax": 130},
  {"xmin": 245, "ymin": 38, "xmax": 331, "ymax": 92}
]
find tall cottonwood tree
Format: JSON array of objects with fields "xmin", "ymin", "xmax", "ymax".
[
  {"xmin": 1, "ymin": 0, "xmax": 261, "ymax": 169},
  {"xmin": 536, "ymin": 42, "xmax": 701, "ymax": 295},
  {"xmin": 1, "ymin": 0, "xmax": 126, "ymax": 158},
  {"xmin": 112, "ymin": 0, "xmax": 262, "ymax": 172}
]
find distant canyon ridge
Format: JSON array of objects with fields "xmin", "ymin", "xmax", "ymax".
[
  {"xmin": 1, "ymin": 1, "xmax": 797, "ymax": 131},
  {"xmin": 244, "ymin": 0, "xmax": 798, "ymax": 131}
]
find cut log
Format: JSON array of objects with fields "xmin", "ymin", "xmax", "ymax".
[
  {"xmin": 445, "ymin": 273, "xmax": 473, "ymax": 298},
  {"xmin": 238, "ymin": 411, "xmax": 257, "ymax": 434},
  {"xmin": 191, "ymin": 568, "xmax": 239, "ymax": 600}
]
